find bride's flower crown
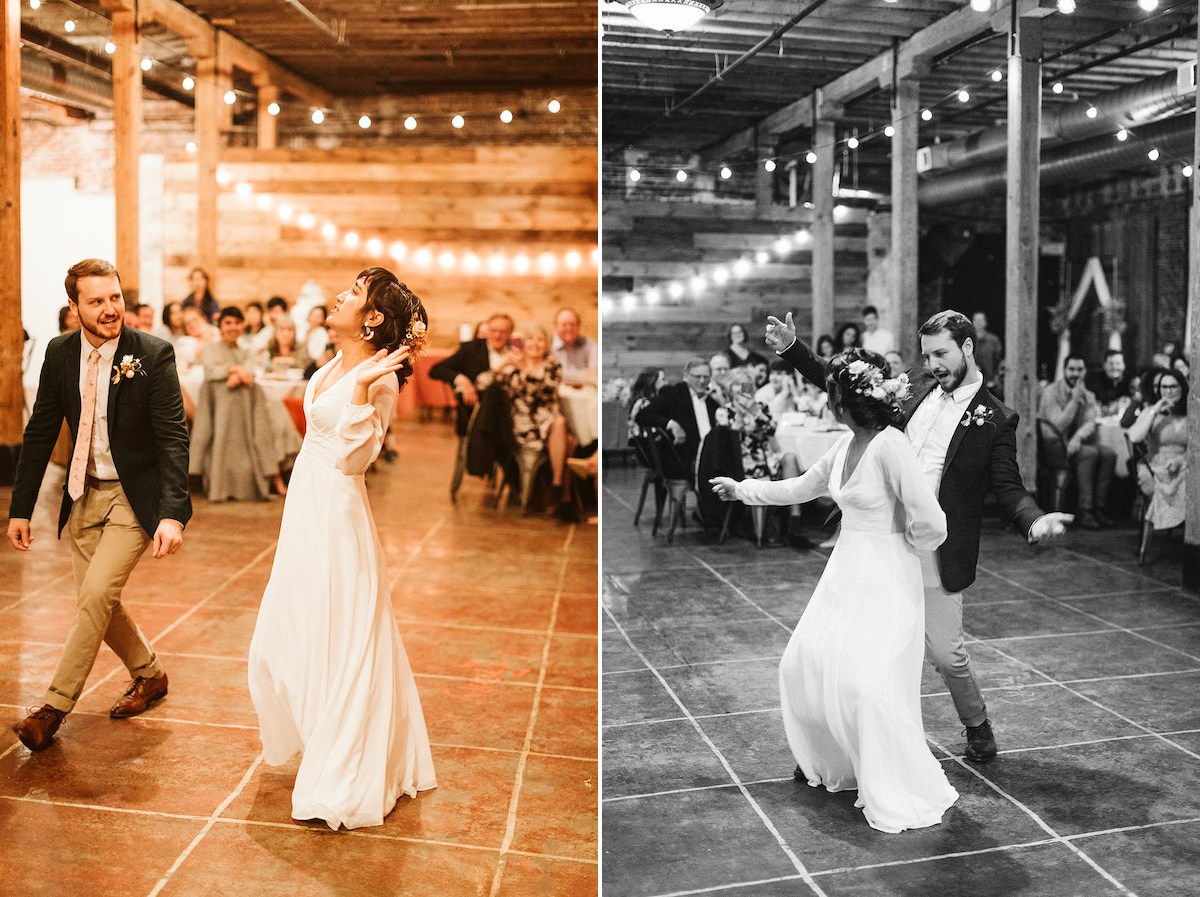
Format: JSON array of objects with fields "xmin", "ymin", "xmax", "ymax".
[
  {"xmin": 404, "ymin": 320, "xmax": 428, "ymax": 358},
  {"xmin": 842, "ymin": 358, "xmax": 911, "ymax": 409}
]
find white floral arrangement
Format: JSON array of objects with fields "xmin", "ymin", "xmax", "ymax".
[
  {"xmin": 602, "ymin": 376, "xmax": 632, "ymax": 405},
  {"xmin": 845, "ymin": 359, "xmax": 911, "ymax": 407},
  {"xmin": 112, "ymin": 354, "xmax": 145, "ymax": 384},
  {"xmin": 962, "ymin": 406, "xmax": 995, "ymax": 427}
]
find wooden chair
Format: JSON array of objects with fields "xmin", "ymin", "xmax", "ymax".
[
  {"xmin": 1036, "ymin": 419, "xmax": 1071, "ymax": 512},
  {"xmin": 644, "ymin": 426, "xmax": 697, "ymax": 544},
  {"xmin": 1130, "ymin": 441, "xmax": 1155, "ymax": 565}
]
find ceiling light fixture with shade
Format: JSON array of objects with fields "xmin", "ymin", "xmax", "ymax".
[{"xmin": 620, "ymin": 0, "xmax": 723, "ymax": 33}]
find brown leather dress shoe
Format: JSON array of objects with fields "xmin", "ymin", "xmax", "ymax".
[
  {"xmin": 14, "ymin": 706, "xmax": 66, "ymax": 752},
  {"xmin": 110, "ymin": 672, "xmax": 169, "ymax": 718}
]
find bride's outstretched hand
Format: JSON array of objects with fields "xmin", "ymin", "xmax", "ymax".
[
  {"xmin": 356, "ymin": 347, "xmax": 412, "ymax": 387},
  {"xmin": 709, "ymin": 477, "xmax": 739, "ymax": 501}
]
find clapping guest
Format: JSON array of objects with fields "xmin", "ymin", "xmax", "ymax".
[
  {"xmin": 266, "ymin": 316, "xmax": 313, "ymax": 375},
  {"xmin": 175, "ymin": 306, "xmax": 215, "ymax": 369},
  {"xmin": 201, "ymin": 307, "xmax": 256, "ymax": 391},
  {"xmin": 1086, "ymin": 350, "xmax": 1134, "ymax": 417},
  {"xmin": 1127, "ymin": 368, "xmax": 1188, "ymax": 532},
  {"xmin": 708, "ymin": 353, "xmax": 732, "ymax": 404},
  {"xmin": 754, "ymin": 360, "xmax": 802, "ymax": 419},
  {"xmin": 723, "ymin": 323, "xmax": 767, "ymax": 370}
]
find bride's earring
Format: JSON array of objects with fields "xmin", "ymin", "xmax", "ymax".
[{"xmin": 361, "ymin": 323, "xmax": 374, "ymax": 341}]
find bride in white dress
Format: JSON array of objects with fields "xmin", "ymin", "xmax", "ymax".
[
  {"xmin": 712, "ymin": 349, "xmax": 958, "ymax": 833},
  {"xmin": 248, "ymin": 267, "xmax": 437, "ymax": 830}
]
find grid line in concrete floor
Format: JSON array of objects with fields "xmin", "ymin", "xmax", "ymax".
[{"xmin": 602, "ymin": 465, "xmax": 1200, "ymax": 897}]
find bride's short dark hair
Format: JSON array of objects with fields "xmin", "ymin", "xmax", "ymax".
[
  {"xmin": 826, "ymin": 348, "xmax": 902, "ymax": 431},
  {"xmin": 357, "ymin": 266, "xmax": 428, "ymax": 387}
]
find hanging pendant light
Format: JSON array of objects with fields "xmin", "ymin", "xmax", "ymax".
[{"xmin": 622, "ymin": 0, "xmax": 722, "ymax": 33}]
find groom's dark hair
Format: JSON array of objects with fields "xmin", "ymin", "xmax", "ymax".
[
  {"xmin": 65, "ymin": 258, "xmax": 121, "ymax": 303},
  {"xmin": 918, "ymin": 310, "xmax": 976, "ymax": 348}
]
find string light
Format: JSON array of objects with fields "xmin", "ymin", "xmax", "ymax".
[
  {"xmin": 884, "ymin": 125, "xmax": 895, "ymax": 138},
  {"xmin": 311, "ymin": 109, "xmax": 325, "ymax": 124},
  {"xmin": 957, "ymin": 89, "xmax": 970, "ymax": 103},
  {"xmin": 183, "ymin": 76, "xmax": 194, "ymax": 90},
  {"xmin": 235, "ymin": 181, "xmax": 252, "ymax": 196},
  {"xmin": 1138, "ymin": 0, "xmax": 1158, "ymax": 9},
  {"xmin": 63, "ymin": 19, "xmax": 75, "ymax": 32},
  {"xmin": 29, "ymin": 0, "xmax": 40, "ymax": 8},
  {"xmin": 404, "ymin": 116, "xmax": 417, "ymax": 130},
  {"xmin": 1148, "ymin": 147, "xmax": 1160, "ymax": 161},
  {"xmin": 463, "ymin": 251, "xmax": 481, "ymax": 274},
  {"xmin": 185, "ymin": 141, "xmax": 196, "ymax": 153},
  {"xmin": 141, "ymin": 58, "xmax": 153, "ymax": 71},
  {"xmin": 629, "ymin": 168, "xmax": 641, "ymax": 182},
  {"xmin": 720, "ymin": 166, "xmax": 732, "ymax": 179},
  {"xmin": 969, "ymin": 0, "xmax": 990, "ymax": 10},
  {"xmin": 451, "ymin": 114, "xmax": 465, "ymax": 129},
  {"xmin": 104, "ymin": 41, "xmax": 115, "ymax": 54},
  {"xmin": 765, "ymin": 159, "xmax": 776, "ymax": 171},
  {"xmin": 358, "ymin": 115, "xmax": 371, "ymax": 129},
  {"xmin": 500, "ymin": 109, "xmax": 513, "ymax": 123},
  {"xmin": 415, "ymin": 248, "xmax": 433, "ymax": 267},
  {"xmin": 1085, "ymin": 106, "xmax": 1098, "ymax": 118},
  {"xmin": 1184, "ymin": 164, "xmax": 1194, "ymax": 178},
  {"xmin": 513, "ymin": 254, "xmax": 531, "ymax": 275},
  {"xmin": 1116, "ymin": 129, "xmax": 1128, "ymax": 141},
  {"xmin": 805, "ymin": 151, "xmax": 817, "ymax": 164},
  {"xmin": 1057, "ymin": 0, "xmax": 1076, "ymax": 13},
  {"xmin": 267, "ymin": 102, "xmax": 280, "ymax": 116},
  {"xmin": 991, "ymin": 69, "xmax": 1002, "ymax": 82},
  {"xmin": 256, "ymin": 195, "xmax": 273, "ymax": 211},
  {"xmin": 921, "ymin": 108, "xmax": 933, "ymax": 121},
  {"xmin": 344, "ymin": 231, "xmax": 360, "ymax": 248},
  {"xmin": 548, "ymin": 99, "xmax": 561, "ymax": 113},
  {"xmin": 390, "ymin": 242, "xmax": 407, "ymax": 261},
  {"xmin": 845, "ymin": 136, "xmax": 859, "ymax": 150},
  {"xmin": 676, "ymin": 169, "xmax": 688, "ymax": 182},
  {"xmin": 297, "ymin": 212, "xmax": 315, "ymax": 228},
  {"xmin": 365, "ymin": 238, "xmax": 382, "ymax": 257},
  {"xmin": 1051, "ymin": 81, "xmax": 1064, "ymax": 94},
  {"xmin": 224, "ymin": 90, "xmax": 236, "ymax": 105}
]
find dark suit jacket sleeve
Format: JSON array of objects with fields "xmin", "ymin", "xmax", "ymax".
[
  {"xmin": 779, "ymin": 340, "xmax": 829, "ymax": 392},
  {"xmin": 634, "ymin": 386, "xmax": 677, "ymax": 434},
  {"xmin": 988, "ymin": 408, "xmax": 1044, "ymax": 537},
  {"xmin": 145, "ymin": 339, "xmax": 193, "ymax": 527},
  {"xmin": 429, "ymin": 342, "xmax": 477, "ymax": 385},
  {"xmin": 9, "ymin": 340, "xmax": 69, "ymax": 521}
]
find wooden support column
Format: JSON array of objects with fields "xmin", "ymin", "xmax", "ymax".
[
  {"xmin": 256, "ymin": 79, "xmax": 279, "ymax": 149},
  {"xmin": 811, "ymin": 118, "xmax": 836, "ymax": 344},
  {"xmin": 1003, "ymin": 12, "xmax": 1043, "ymax": 492},
  {"xmin": 111, "ymin": 9, "xmax": 142, "ymax": 291},
  {"xmin": 1182, "ymin": 16, "xmax": 1200, "ymax": 591},
  {"xmin": 0, "ymin": 0, "xmax": 22, "ymax": 476},
  {"xmin": 194, "ymin": 55, "xmax": 221, "ymax": 289},
  {"xmin": 891, "ymin": 78, "xmax": 920, "ymax": 364}
]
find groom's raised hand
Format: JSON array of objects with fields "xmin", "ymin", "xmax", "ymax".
[
  {"xmin": 1030, "ymin": 512, "xmax": 1073, "ymax": 542},
  {"xmin": 765, "ymin": 313, "xmax": 796, "ymax": 353}
]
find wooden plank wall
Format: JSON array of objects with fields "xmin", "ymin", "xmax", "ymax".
[
  {"xmin": 162, "ymin": 145, "xmax": 598, "ymax": 348},
  {"xmin": 602, "ymin": 199, "xmax": 871, "ymax": 380}
]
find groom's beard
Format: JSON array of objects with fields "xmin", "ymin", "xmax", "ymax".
[{"xmin": 931, "ymin": 355, "xmax": 969, "ymax": 392}]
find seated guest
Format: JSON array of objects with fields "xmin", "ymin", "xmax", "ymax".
[
  {"xmin": 242, "ymin": 301, "xmax": 271, "ymax": 353},
  {"xmin": 723, "ymin": 323, "xmax": 767, "ymax": 369},
  {"xmin": 124, "ymin": 305, "xmax": 141, "ymax": 330},
  {"xmin": 627, "ymin": 367, "xmax": 665, "ymax": 442},
  {"xmin": 750, "ymin": 359, "xmax": 769, "ymax": 390},
  {"xmin": 1038, "ymin": 353, "xmax": 1115, "ymax": 530},
  {"xmin": 134, "ymin": 303, "xmax": 155, "ymax": 332},
  {"xmin": 551, "ymin": 308, "xmax": 598, "ymax": 385},
  {"xmin": 708, "ymin": 353, "xmax": 732, "ymax": 404},
  {"xmin": 430, "ymin": 312, "xmax": 516, "ymax": 436},
  {"xmin": 154, "ymin": 301, "xmax": 185, "ymax": 344},
  {"xmin": 265, "ymin": 315, "xmax": 312, "ymax": 375},
  {"xmin": 885, "ymin": 350, "xmax": 906, "ymax": 378},
  {"xmin": 634, "ymin": 357, "xmax": 718, "ymax": 482},
  {"xmin": 1086, "ymin": 349, "xmax": 1134, "ymax": 416},
  {"xmin": 754, "ymin": 359, "xmax": 801, "ymax": 419},
  {"xmin": 815, "ymin": 334, "xmax": 836, "ymax": 363},
  {"xmin": 835, "ymin": 321, "xmax": 862, "ymax": 351},
  {"xmin": 1127, "ymin": 368, "xmax": 1187, "ymax": 532},
  {"xmin": 486, "ymin": 324, "xmax": 576, "ymax": 519},
  {"xmin": 304, "ymin": 304, "xmax": 329, "ymax": 360},
  {"xmin": 175, "ymin": 306, "xmax": 216, "ymax": 369},
  {"xmin": 202, "ymin": 307, "xmax": 255, "ymax": 389},
  {"xmin": 58, "ymin": 304, "xmax": 79, "ymax": 333}
]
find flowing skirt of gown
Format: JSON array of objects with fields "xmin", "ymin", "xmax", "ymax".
[
  {"xmin": 248, "ymin": 361, "xmax": 436, "ymax": 830},
  {"xmin": 781, "ymin": 525, "xmax": 958, "ymax": 832}
]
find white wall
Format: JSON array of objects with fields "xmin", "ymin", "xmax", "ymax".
[{"xmin": 21, "ymin": 177, "xmax": 116, "ymax": 383}]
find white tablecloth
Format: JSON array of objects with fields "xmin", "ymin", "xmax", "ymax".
[
  {"xmin": 559, "ymin": 384, "xmax": 599, "ymax": 445},
  {"xmin": 774, "ymin": 419, "xmax": 848, "ymax": 470}
]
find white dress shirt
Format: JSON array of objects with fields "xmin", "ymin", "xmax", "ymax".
[
  {"xmin": 79, "ymin": 335, "xmax": 120, "ymax": 480},
  {"xmin": 904, "ymin": 371, "xmax": 982, "ymax": 492},
  {"xmin": 689, "ymin": 388, "xmax": 712, "ymax": 443}
]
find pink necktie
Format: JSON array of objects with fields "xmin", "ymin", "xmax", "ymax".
[{"xmin": 68, "ymin": 349, "xmax": 101, "ymax": 500}]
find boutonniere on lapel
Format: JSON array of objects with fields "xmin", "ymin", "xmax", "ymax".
[
  {"xmin": 112, "ymin": 354, "xmax": 146, "ymax": 384},
  {"xmin": 961, "ymin": 406, "xmax": 995, "ymax": 428}
]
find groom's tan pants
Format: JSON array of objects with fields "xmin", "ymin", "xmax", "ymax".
[
  {"xmin": 920, "ymin": 550, "xmax": 988, "ymax": 729},
  {"xmin": 43, "ymin": 479, "xmax": 164, "ymax": 714}
]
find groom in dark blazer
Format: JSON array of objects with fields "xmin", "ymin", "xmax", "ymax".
[
  {"xmin": 7, "ymin": 258, "xmax": 191, "ymax": 751},
  {"xmin": 767, "ymin": 309, "xmax": 1071, "ymax": 763},
  {"xmin": 429, "ymin": 313, "xmax": 515, "ymax": 436}
]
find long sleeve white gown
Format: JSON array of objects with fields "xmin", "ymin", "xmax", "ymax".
[
  {"xmin": 734, "ymin": 426, "xmax": 958, "ymax": 833},
  {"xmin": 248, "ymin": 353, "xmax": 437, "ymax": 830}
]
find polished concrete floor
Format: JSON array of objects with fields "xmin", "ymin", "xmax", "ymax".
[
  {"xmin": 0, "ymin": 420, "xmax": 597, "ymax": 897},
  {"xmin": 602, "ymin": 465, "xmax": 1200, "ymax": 897}
]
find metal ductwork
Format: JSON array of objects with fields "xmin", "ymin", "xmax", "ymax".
[
  {"xmin": 20, "ymin": 48, "xmax": 112, "ymax": 113},
  {"xmin": 919, "ymin": 62, "xmax": 1196, "ymax": 174},
  {"xmin": 919, "ymin": 111, "xmax": 1195, "ymax": 207}
]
